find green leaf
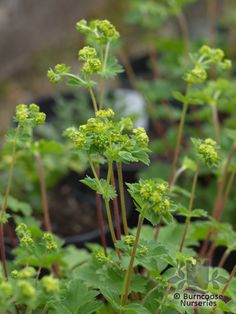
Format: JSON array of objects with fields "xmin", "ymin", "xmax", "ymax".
[
  {"xmin": 123, "ymin": 303, "xmax": 151, "ymax": 314},
  {"xmin": 0, "ymin": 195, "xmax": 32, "ymax": 216},
  {"xmin": 51, "ymin": 279, "xmax": 102, "ymax": 314},
  {"xmin": 173, "ymin": 91, "xmax": 187, "ymax": 103},
  {"xmin": 118, "ymin": 151, "xmax": 138, "ymax": 163},
  {"xmin": 81, "ymin": 176, "xmax": 117, "ymax": 201}
]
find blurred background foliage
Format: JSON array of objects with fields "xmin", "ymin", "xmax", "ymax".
[{"xmin": 1, "ymin": 0, "xmax": 236, "ymax": 230}]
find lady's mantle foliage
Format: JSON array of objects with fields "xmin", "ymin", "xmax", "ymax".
[
  {"xmin": 64, "ymin": 109, "xmax": 150, "ymax": 165},
  {"xmin": 127, "ymin": 179, "xmax": 173, "ymax": 225}
]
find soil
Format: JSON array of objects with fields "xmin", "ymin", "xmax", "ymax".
[{"xmin": 48, "ymin": 173, "xmax": 103, "ymax": 237}]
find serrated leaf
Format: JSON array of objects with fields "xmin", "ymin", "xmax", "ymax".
[
  {"xmin": 81, "ymin": 176, "xmax": 116, "ymax": 201},
  {"xmin": 51, "ymin": 279, "xmax": 102, "ymax": 314}
]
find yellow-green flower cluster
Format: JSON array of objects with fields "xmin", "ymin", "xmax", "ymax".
[
  {"xmin": 15, "ymin": 223, "xmax": 34, "ymax": 248},
  {"xmin": 42, "ymin": 276, "xmax": 60, "ymax": 292},
  {"xmin": 47, "ymin": 63, "xmax": 71, "ymax": 84},
  {"xmin": 78, "ymin": 46, "xmax": 101, "ymax": 74},
  {"xmin": 127, "ymin": 179, "xmax": 172, "ymax": 226},
  {"xmin": 124, "ymin": 235, "xmax": 135, "ymax": 246},
  {"xmin": 76, "ymin": 19, "xmax": 120, "ymax": 44},
  {"xmin": 17, "ymin": 280, "xmax": 36, "ymax": 297},
  {"xmin": 192, "ymin": 138, "xmax": 220, "ymax": 168},
  {"xmin": 42, "ymin": 233, "xmax": 58, "ymax": 251},
  {"xmin": 11, "ymin": 267, "xmax": 36, "ymax": 279},
  {"xmin": 133, "ymin": 127, "xmax": 149, "ymax": 147},
  {"xmin": 0, "ymin": 281, "xmax": 12, "ymax": 296},
  {"xmin": 140, "ymin": 180, "xmax": 170, "ymax": 214},
  {"xmin": 15, "ymin": 104, "xmax": 46, "ymax": 126},
  {"xmin": 199, "ymin": 46, "xmax": 231, "ymax": 67},
  {"xmin": 94, "ymin": 248, "xmax": 111, "ymax": 264},
  {"xmin": 185, "ymin": 64, "xmax": 207, "ymax": 84},
  {"xmin": 185, "ymin": 45, "xmax": 231, "ymax": 84},
  {"xmin": 65, "ymin": 109, "xmax": 150, "ymax": 165},
  {"xmin": 78, "ymin": 46, "xmax": 97, "ymax": 61},
  {"xmin": 95, "ymin": 109, "xmax": 115, "ymax": 119}
]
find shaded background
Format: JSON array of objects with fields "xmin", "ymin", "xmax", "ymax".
[{"xmin": 0, "ymin": 0, "xmax": 230, "ymax": 134}]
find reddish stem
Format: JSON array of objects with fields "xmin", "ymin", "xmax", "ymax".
[
  {"xmin": 111, "ymin": 169, "xmax": 121, "ymax": 240},
  {"xmin": 199, "ymin": 146, "xmax": 236, "ymax": 259},
  {"xmin": 35, "ymin": 154, "xmax": 52, "ymax": 233},
  {"xmin": 95, "ymin": 167, "xmax": 107, "ymax": 255},
  {"xmin": 0, "ymin": 224, "xmax": 8, "ymax": 279}
]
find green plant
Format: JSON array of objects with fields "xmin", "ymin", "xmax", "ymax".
[{"xmin": 0, "ymin": 17, "xmax": 236, "ymax": 314}]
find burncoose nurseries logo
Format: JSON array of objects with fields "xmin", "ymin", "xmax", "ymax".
[{"xmin": 170, "ymin": 259, "xmax": 227, "ymax": 308}]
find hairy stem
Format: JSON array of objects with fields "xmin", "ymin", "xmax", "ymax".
[
  {"xmin": 121, "ymin": 215, "xmax": 144, "ymax": 307},
  {"xmin": 218, "ymin": 249, "xmax": 230, "ymax": 268},
  {"xmin": 206, "ymin": 165, "xmax": 236, "ymax": 261},
  {"xmin": 117, "ymin": 162, "xmax": 129, "ymax": 235},
  {"xmin": 111, "ymin": 168, "xmax": 121, "ymax": 240},
  {"xmin": 199, "ymin": 145, "xmax": 236, "ymax": 259},
  {"xmin": 179, "ymin": 166, "xmax": 199, "ymax": 252},
  {"xmin": 35, "ymin": 153, "xmax": 52, "ymax": 233},
  {"xmin": 211, "ymin": 104, "xmax": 220, "ymax": 144},
  {"xmin": 89, "ymin": 86, "xmax": 98, "ymax": 112},
  {"xmin": 99, "ymin": 42, "xmax": 110, "ymax": 109},
  {"xmin": 169, "ymin": 86, "xmax": 190, "ymax": 187},
  {"xmin": 90, "ymin": 160, "xmax": 107, "ymax": 254},
  {"xmin": 222, "ymin": 265, "xmax": 236, "ymax": 295}
]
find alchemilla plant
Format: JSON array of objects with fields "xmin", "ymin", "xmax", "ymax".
[{"xmin": 0, "ymin": 16, "xmax": 236, "ymax": 314}]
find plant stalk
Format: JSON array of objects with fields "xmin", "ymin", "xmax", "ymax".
[
  {"xmin": 117, "ymin": 162, "xmax": 129, "ymax": 235},
  {"xmin": 211, "ymin": 104, "xmax": 220, "ymax": 144},
  {"xmin": 111, "ymin": 168, "xmax": 121, "ymax": 240},
  {"xmin": 121, "ymin": 215, "xmax": 144, "ymax": 306},
  {"xmin": 179, "ymin": 166, "xmax": 199, "ymax": 252},
  {"xmin": 95, "ymin": 166, "xmax": 107, "ymax": 255},
  {"xmin": 0, "ymin": 125, "xmax": 20, "ymax": 279},
  {"xmin": 89, "ymin": 86, "xmax": 98, "ymax": 112},
  {"xmin": 218, "ymin": 249, "xmax": 230, "ymax": 268},
  {"xmin": 169, "ymin": 86, "xmax": 190, "ymax": 187},
  {"xmin": 199, "ymin": 145, "xmax": 236, "ymax": 259},
  {"xmin": 99, "ymin": 42, "xmax": 110, "ymax": 109},
  {"xmin": 35, "ymin": 153, "xmax": 52, "ymax": 233}
]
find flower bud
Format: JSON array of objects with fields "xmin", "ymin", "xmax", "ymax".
[
  {"xmin": 78, "ymin": 46, "xmax": 97, "ymax": 61},
  {"xmin": 42, "ymin": 276, "xmax": 59, "ymax": 292}
]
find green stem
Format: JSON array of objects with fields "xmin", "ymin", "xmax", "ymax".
[
  {"xmin": 0, "ymin": 125, "xmax": 20, "ymax": 279},
  {"xmin": 211, "ymin": 104, "xmax": 220, "ymax": 144},
  {"xmin": 121, "ymin": 215, "xmax": 144, "ymax": 307},
  {"xmin": 99, "ymin": 42, "xmax": 110, "ymax": 109},
  {"xmin": 117, "ymin": 162, "xmax": 129, "ymax": 236},
  {"xmin": 35, "ymin": 153, "xmax": 52, "ymax": 233},
  {"xmin": 88, "ymin": 84, "xmax": 98, "ymax": 112},
  {"xmin": 169, "ymin": 85, "xmax": 190, "ymax": 187},
  {"xmin": 179, "ymin": 166, "xmax": 199, "ymax": 252}
]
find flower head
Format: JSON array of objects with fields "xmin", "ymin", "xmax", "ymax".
[
  {"xmin": 42, "ymin": 233, "xmax": 58, "ymax": 251},
  {"xmin": 17, "ymin": 280, "xmax": 35, "ymax": 297},
  {"xmin": 42, "ymin": 276, "xmax": 60, "ymax": 292},
  {"xmin": 78, "ymin": 46, "xmax": 97, "ymax": 61},
  {"xmin": 95, "ymin": 109, "xmax": 115, "ymax": 119},
  {"xmin": 128, "ymin": 179, "xmax": 172, "ymax": 225},
  {"xmin": 15, "ymin": 103, "xmax": 46, "ymax": 127},
  {"xmin": 82, "ymin": 58, "xmax": 101, "ymax": 74},
  {"xmin": 132, "ymin": 127, "xmax": 149, "ymax": 147},
  {"xmin": 47, "ymin": 64, "xmax": 71, "ymax": 84},
  {"xmin": 192, "ymin": 138, "xmax": 220, "ymax": 168}
]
